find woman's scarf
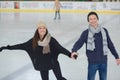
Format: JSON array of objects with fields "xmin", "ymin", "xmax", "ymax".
[
  {"xmin": 38, "ymin": 33, "xmax": 51, "ymax": 54},
  {"xmin": 87, "ymin": 24, "xmax": 108, "ymax": 55}
]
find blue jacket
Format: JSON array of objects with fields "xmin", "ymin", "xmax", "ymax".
[{"xmin": 72, "ymin": 28, "xmax": 119, "ymax": 64}]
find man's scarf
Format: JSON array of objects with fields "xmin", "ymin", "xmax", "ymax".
[{"xmin": 87, "ymin": 25, "xmax": 108, "ymax": 55}]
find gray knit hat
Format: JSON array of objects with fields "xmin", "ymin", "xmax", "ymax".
[{"xmin": 37, "ymin": 21, "xmax": 47, "ymax": 28}]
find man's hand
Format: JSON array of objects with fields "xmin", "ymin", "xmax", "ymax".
[{"xmin": 116, "ymin": 59, "xmax": 120, "ymax": 65}]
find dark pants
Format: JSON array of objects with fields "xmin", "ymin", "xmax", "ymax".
[
  {"xmin": 54, "ymin": 10, "xmax": 60, "ymax": 20},
  {"xmin": 40, "ymin": 63, "xmax": 66, "ymax": 80}
]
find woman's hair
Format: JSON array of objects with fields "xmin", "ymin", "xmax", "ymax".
[
  {"xmin": 87, "ymin": 11, "xmax": 99, "ymax": 22},
  {"xmin": 32, "ymin": 28, "xmax": 48, "ymax": 49}
]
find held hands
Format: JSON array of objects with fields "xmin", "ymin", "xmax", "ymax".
[{"xmin": 71, "ymin": 52, "xmax": 78, "ymax": 60}]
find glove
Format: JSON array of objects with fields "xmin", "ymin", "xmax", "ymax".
[
  {"xmin": 0, "ymin": 45, "xmax": 10, "ymax": 52},
  {"xmin": 0, "ymin": 47, "xmax": 3, "ymax": 52},
  {"xmin": 6, "ymin": 45, "xmax": 10, "ymax": 49},
  {"xmin": 73, "ymin": 54, "xmax": 78, "ymax": 59}
]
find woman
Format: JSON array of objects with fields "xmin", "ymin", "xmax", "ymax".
[{"xmin": 0, "ymin": 21, "xmax": 72, "ymax": 80}]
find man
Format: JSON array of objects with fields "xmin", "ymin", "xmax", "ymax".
[{"xmin": 71, "ymin": 11, "xmax": 120, "ymax": 80}]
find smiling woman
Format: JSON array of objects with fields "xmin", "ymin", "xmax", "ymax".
[{"xmin": 0, "ymin": 20, "xmax": 76, "ymax": 80}]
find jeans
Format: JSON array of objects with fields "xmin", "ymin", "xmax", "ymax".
[{"xmin": 87, "ymin": 64, "xmax": 107, "ymax": 80}]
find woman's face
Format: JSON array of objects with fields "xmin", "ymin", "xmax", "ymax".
[
  {"xmin": 38, "ymin": 26, "xmax": 46, "ymax": 38},
  {"xmin": 88, "ymin": 14, "xmax": 98, "ymax": 28}
]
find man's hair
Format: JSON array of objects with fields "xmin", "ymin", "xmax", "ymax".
[{"xmin": 87, "ymin": 11, "xmax": 99, "ymax": 22}]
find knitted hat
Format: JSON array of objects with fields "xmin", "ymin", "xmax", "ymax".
[{"xmin": 37, "ymin": 21, "xmax": 47, "ymax": 28}]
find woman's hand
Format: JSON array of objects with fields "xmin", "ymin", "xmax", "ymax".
[
  {"xmin": 0, "ymin": 45, "xmax": 10, "ymax": 52},
  {"xmin": 0, "ymin": 47, "xmax": 3, "ymax": 52}
]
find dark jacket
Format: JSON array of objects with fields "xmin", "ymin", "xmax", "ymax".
[
  {"xmin": 5, "ymin": 37, "xmax": 71, "ymax": 71},
  {"xmin": 72, "ymin": 28, "xmax": 119, "ymax": 64}
]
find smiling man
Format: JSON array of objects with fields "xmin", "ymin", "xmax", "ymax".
[{"xmin": 71, "ymin": 11, "xmax": 120, "ymax": 80}]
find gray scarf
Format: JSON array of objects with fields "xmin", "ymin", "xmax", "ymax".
[
  {"xmin": 38, "ymin": 33, "xmax": 51, "ymax": 54},
  {"xmin": 87, "ymin": 24, "xmax": 108, "ymax": 55}
]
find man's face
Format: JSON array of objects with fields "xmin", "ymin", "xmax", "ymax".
[{"xmin": 88, "ymin": 14, "xmax": 98, "ymax": 28}]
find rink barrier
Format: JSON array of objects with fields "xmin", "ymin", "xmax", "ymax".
[
  {"xmin": 0, "ymin": 9, "xmax": 120, "ymax": 14},
  {"xmin": 0, "ymin": 1, "xmax": 120, "ymax": 14}
]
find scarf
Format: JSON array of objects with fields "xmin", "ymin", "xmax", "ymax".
[
  {"xmin": 38, "ymin": 33, "xmax": 51, "ymax": 54},
  {"xmin": 87, "ymin": 24, "xmax": 108, "ymax": 55}
]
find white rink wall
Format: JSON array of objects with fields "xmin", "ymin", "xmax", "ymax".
[{"xmin": 0, "ymin": 1, "xmax": 120, "ymax": 12}]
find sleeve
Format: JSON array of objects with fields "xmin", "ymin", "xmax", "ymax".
[
  {"xmin": 105, "ymin": 28, "xmax": 119, "ymax": 59},
  {"xmin": 2, "ymin": 39, "xmax": 32, "ymax": 51},
  {"xmin": 72, "ymin": 30, "xmax": 87, "ymax": 52},
  {"xmin": 52, "ymin": 38, "xmax": 71, "ymax": 57}
]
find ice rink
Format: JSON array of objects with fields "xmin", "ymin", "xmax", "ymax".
[{"xmin": 0, "ymin": 12, "xmax": 120, "ymax": 80}]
